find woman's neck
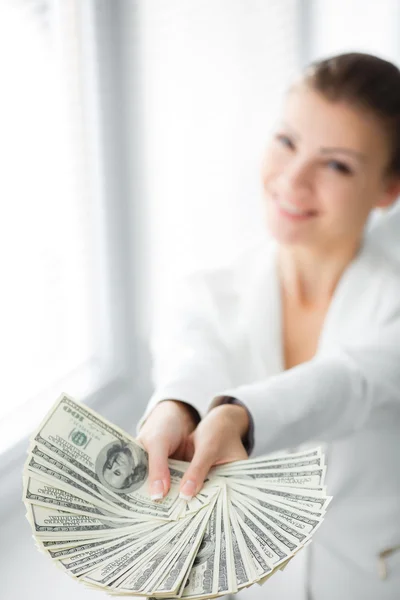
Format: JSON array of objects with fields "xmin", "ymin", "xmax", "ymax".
[{"xmin": 277, "ymin": 237, "xmax": 363, "ymax": 307}]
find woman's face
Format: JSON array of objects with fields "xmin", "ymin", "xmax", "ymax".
[{"xmin": 262, "ymin": 83, "xmax": 398, "ymax": 252}]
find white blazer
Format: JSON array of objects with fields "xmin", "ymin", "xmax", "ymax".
[{"xmin": 141, "ymin": 229, "xmax": 400, "ymax": 600}]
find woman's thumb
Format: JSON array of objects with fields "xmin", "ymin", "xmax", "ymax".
[
  {"xmin": 140, "ymin": 437, "xmax": 170, "ymax": 500},
  {"xmin": 179, "ymin": 447, "xmax": 214, "ymax": 501}
]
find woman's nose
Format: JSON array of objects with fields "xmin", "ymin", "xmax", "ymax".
[{"xmin": 278, "ymin": 158, "xmax": 312, "ymax": 195}]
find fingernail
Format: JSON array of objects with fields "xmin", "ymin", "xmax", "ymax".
[
  {"xmin": 179, "ymin": 480, "xmax": 196, "ymax": 501},
  {"xmin": 150, "ymin": 480, "xmax": 164, "ymax": 500}
]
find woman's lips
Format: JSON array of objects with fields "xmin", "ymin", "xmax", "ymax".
[{"xmin": 272, "ymin": 193, "xmax": 317, "ymax": 221}]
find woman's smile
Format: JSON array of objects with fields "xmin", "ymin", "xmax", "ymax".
[{"xmin": 272, "ymin": 192, "xmax": 318, "ymax": 221}]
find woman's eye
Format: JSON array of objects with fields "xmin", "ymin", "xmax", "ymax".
[
  {"xmin": 276, "ymin": 134, "xmax": 294, "ymax": 150},
  {"xmin": 327, "ymin": 160, "xmax": 352, "ymax": 175}
]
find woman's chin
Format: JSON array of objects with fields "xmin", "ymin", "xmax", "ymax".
[
  {"xmin": 266, "ymin": 218, "xmax": 313, "ymax": 246},
  {"xmin": 264, "ymin": 204, "xmax": 316, "ymax": 245}
]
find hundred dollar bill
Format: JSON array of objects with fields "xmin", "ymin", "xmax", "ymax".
[
  {"xmin": 221, "ymin": 483, "xmax": 237, "ymax": 595},
  {"xmin": 232, "ymin": 501, "xmax": 291, "ymax": 569},
  {"xmin": 58, "ymin": 532, "xmax": 147, "ymax": 577},
  {"xmin": 25, "ymin": 445, "xmax": 176, "ymax": 520},
  {"xmin": 23, "ymin": 475, "xmax": 135, "ymax": 521},
  {"xmin": 180, "ymin": 492, "xmax": 221, "ymax": 599},
  {"xmin": 235, "ymin": 517, "xmax": 273, "ymax": 580},
  {"xmin": 228, "ymin": 502, "xmax": 256, "ymax": 589},
  {"xmin": 81, "ymin": 519, "xmax": 184, "ymax": 589},
  {"xmin": 45, "ymin": 534, "xmax": 135, "ymax": 560},
  {"xmin": 137, "ymin": 510, "xmax": 207, "ymax": 594},
  {"xmin": 25, "ymin": 448, "xmax": 133, "ymax": 515},
  {"xmin": 146, "ymin": 499, "xmax": 218, "ymax": 597},
  {"xmin": 231, "ymin": 490, "xmax": 323, "ymax": 538},
  {"xmin": 25, "ymin": 503, "xmax": 140, "ymax": 539},
  {"xmin": 39, "ymin": 533, "xmax": 127, "ymax": 550},
  {"xmin": 149, "ymin": 524, "xmax": 205, "ymax": 597},
  {"xmin": 213, "ymin": 454, "xmax": 325, "ymax": 474},
  {"xmin": 82, "ymin": 526, "xmax": 177, "ymax": 591},
  {"xmin": 231, "ymin": 496, "xmax": 302, "ymax": 558},
  {"xmin": 230, "ymin": 482, "xmax": 329, "ymax": 517},
  {"xmin": 30, "ymin": 394, "xmax": 188, "ymax": 515},
  {"xmin": 64, "ymin": 522, "xmax": 176, "ymax": 581},
  {"xmin": 213, "ymin": 487, "xmax": 226, "ymax": 596},
  {"xmin": 111, "ymin": 515, "xmax": 201, "ymax": 593},
  {"xmin": 213, "ymin": 466, "xmax": 326, "ymax": 488},
  {"xmin": 212, "ymin": 447, "xmax": 322, "ymax": 471},
  {"xmin": 111, "ymin": 517, "xmax": 199, "ymax": 593},
  {"xmin": 228, "ymin": 481, "xmax": 331, "ymax": 513},
  {"xmin": 40, "ymin": 538, "xmax": 95, "ymax": 550}
]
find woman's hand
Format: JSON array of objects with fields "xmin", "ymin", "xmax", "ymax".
[
  {"xmin": 179, "ymin": 404, "xmax": 249, "ymax": 500},
  {"xmin": 137, "ymin": 401, "xmax": 249, "ymax": 501},
  {"xmin": 136, "ymin": 399, "xmax": 198, "ymax": 500}
]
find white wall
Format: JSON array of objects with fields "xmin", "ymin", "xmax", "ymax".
[
  {"xmin": 136, "ymin": 0, "xmax": 301, "ymax": 331},
  {"xmin": 311, "ymin": 0, "xmax": 400, "ymax": 63},
  {"xmin": 310, "ymin": 0, "xmax": 400, "ymax": 245}
]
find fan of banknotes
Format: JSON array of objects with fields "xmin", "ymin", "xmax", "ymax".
[{"xmin": 22, "ymin": 393, "xmax": 331, "ymax": 597}]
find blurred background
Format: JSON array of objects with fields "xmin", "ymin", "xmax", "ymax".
[{"xmin": 0, "ymin": 1, "xmax": 399, "ymax": 598}]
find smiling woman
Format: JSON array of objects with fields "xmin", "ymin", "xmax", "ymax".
[
  {"xmin": 139, "ymin": 51, "xmax": 400, "ymax": 600},
  {"xmin": 262, "ymin": 54, "xmax": 400, "ymax": 262}
]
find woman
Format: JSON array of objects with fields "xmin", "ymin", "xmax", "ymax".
[{"xmin": 137, "ymin": 52, "xmax": 400, "ymax": 599}]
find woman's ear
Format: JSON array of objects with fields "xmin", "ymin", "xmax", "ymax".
[{"xmin": 376, "ymin": 176, "xmax": 400, "ymax": 209}]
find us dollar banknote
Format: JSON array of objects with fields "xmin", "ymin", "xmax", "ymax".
[{"xmin": 23, "ymin": 393, "xmax": 330, "ymax": 598}]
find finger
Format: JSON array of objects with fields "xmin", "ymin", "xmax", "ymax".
[
  {"xmin": 179, "ymin": 445, "xmax": 215, "ymax": 501},
  {"xmin": 172, "ymin": 435, "xmax": 195, "ymax": 463},
  {"xmin": 183, "ymin": 434, "xmax": 195, "ymax": 462},
  {"xmin": 213, "ymin": 443, "xmax": 248, "ymax": 465},
  {"xmin": 140, "ymin": 437, "xmax": 171, "ymax": 500},
  {"xmin": 170, "ymin": 437, "xmax": 188, "ymax": 461}
]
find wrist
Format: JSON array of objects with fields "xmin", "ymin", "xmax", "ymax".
[
  {"xmin": 211, "ymin": 403, "xmax": 249, "ymax": 439},
  {"xmin": 157, "ymin": 399, "xmax": 200, "ymax": 431}
]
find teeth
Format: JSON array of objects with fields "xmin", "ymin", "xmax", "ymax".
[{"xmin": 278, "ymin": 198, "xmax": 310, "ymax": 216}]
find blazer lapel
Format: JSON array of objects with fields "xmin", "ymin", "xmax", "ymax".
[{"xmin": 317, "ymin": 237, "xmax": 381, "ymax": 354}]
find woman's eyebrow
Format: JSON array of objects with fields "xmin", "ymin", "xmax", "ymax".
[
  {"xmin": 319, "ymin": 147, "xmax": 367, "ymax": 163},
  {"xmin": 279, "ymin": 121, "xmax": 367, "ymax": 163}
]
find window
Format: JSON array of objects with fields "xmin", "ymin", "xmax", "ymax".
[{"xmin": 0, "ymin": 1, "xmax": 119, "ymax": 454}]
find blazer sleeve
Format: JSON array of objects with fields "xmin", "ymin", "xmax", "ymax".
[
  {"xmin": 211, "ymin": 297, "xmax": 400, "ymax": 456},
  {"xmin": 137, "ymin": 270, "xmax": 234, "ymax": 433}
]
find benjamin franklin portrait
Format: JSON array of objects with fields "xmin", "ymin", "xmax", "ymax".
[{"xmin": 95, "ymin": 440, "xmax": 148, "ymax": 494}]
